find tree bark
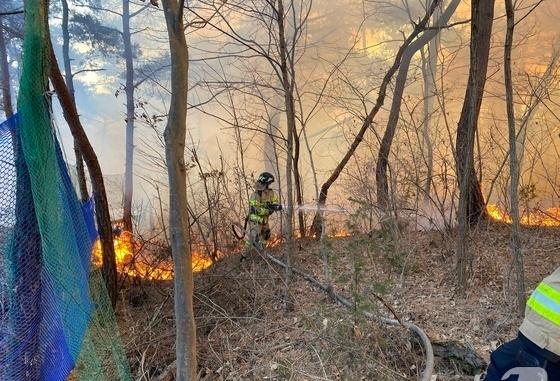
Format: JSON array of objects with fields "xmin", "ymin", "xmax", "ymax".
[
  {"xmin": 47, "ymin": 42, "xmax": 119, "ymax": 308},
  {"xmin": 455, "ymin": 0, "xmax": 495, "ymax": 292},
  {"xmin": 161, "ymin": 0, "xmax": 198, "ymax": 378},
  {"xmin": 454, "ymin": 0, "xmax": 494, "ymax": 227},
  {"xmin": 293, "ymin": 129, "xmax": 305, "ymax": 237},
  {"xmin": 0, "ymin": 18, "xmax": 13, "ymax": 118},
  {"xmin": 122, "ymin": 0, "xmax": 135, "ymax": 234},
  {"xmin": 61, "ymin": 0, "xmax": 89, "ymax": 202},
  {"xmin": 504, "ymin": 0, "xmax": 525, "ymax": 317},
  {"xmin": 375, "ymin": 0, "xmax": 459, "ymax": 223},
  {"xmin": 310, "ymin": 0, "xmax": 441, "ymax": 237}
]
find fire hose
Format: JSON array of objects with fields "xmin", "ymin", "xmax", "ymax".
[{"xmin": 262, "ymin": 252, "xmax": 434, "ymax": 381}]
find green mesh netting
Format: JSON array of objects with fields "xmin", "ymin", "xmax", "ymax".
[{"xmin": 0, "ymin": 1, "xmax": 132, "ymax": 380}]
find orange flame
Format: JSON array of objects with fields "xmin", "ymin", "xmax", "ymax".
[
  {"xmin": 487, "ymin": 204, "xmax": 560, "ymax": 227},
  {"xmin": 330, "ymin": 228, "xmax": 351, "ymax": 238},
  {"xmin": 92, "ymin": 232, "xmax": 214, "ymax": 280},
  {"xmin": 192, "ymin": 252, "xmax": 214, "ymax": 272}
]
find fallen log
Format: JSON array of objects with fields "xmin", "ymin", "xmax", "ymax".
[{"xmin": 432, "ymin": 340, "xmax": 486, "ymax": 375}]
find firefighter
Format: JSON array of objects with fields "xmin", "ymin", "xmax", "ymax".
[
  {"xmin": 241, "ymin": 171, "xmax": 282, "ymax": 260},
  {"xmin": 482, "ymin": 267, "xmax": 560, "ymax": 380}
]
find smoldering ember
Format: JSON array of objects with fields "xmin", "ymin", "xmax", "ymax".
[{"xmin": 1, "ymin": 1, "xmax": 560, "ymax": 380}]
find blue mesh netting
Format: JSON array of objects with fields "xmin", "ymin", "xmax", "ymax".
[{"xmin": 0, "ymin": 113, "xmax": 94, "ymax": 380}]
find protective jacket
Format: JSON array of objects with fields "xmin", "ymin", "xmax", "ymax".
[
  {"xmin": 520, "ymin": 266, "xmax": 560, "ymax": 356},
  {"xmin": 248, "ymin": 188, "xmax": 280, "ymax": 225}
]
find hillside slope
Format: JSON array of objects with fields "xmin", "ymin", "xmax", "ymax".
[{"xmin": 117, "ymin": 223, "xmax": 559, "ymax": 380}]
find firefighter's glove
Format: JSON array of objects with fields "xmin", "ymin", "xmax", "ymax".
[{"xmin": 266, "ymin": 203, "xmax": 282, "ymax": 213}]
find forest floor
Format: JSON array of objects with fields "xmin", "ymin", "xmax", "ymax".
[{"xmin": 116, "ymin": 222, "xmax": 560, "ymax": 380}]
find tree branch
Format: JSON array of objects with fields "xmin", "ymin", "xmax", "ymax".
[
  {"xmin": 0, "ymin": 9, "xmax": 24, "ymax": 16},
  {"xmin": 71, "ymin": 68, "xmax": 106, "ymax": 78}
]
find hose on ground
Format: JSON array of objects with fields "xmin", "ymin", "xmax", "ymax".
[{"xmin": 264, "ymin": 252, "xmax": 434, "ymax": 381}]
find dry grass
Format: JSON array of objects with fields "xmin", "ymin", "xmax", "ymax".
[{"xmin": 115, "ymin": 222, "xmax": 560, "ymax": 380}]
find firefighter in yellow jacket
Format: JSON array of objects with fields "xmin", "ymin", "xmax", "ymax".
[
  {"xmin": 482, "ymin": 267, "xmax": 560, "ymax": 380},
  {"xmin": 241, "ymin": 172, "xmax": 282, "ymax": 260}
]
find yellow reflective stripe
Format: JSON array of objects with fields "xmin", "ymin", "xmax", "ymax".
[
  {"xmin": 536, "ymin": 283, "xmax": 560, "ymax": 303},
  {"xmin": 249, "ymin": 214, "xmax": 263, "ymax": 223},
  {"xmin": 249, "ymin": 199, "xmax": 267, "ymax": 215},
  {"xmin": 527, "ymin": 296, "xmax": 560, "ymax": 326}
]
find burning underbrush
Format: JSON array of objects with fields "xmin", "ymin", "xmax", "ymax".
[
  {"xmin": 91, "ymin": 202, "xmax": 560, "ymax": 283},
  {"xmin": 91, "ymin": 232, "xmax": 215, "ymax": 280},
  {"xmin": 486, "ymin": 203, "xmax": 560, "ymax": 227}
]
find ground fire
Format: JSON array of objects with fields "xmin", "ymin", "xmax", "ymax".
[
  {"xmin": 92, "ymin": 231, "xmax": 214, "ymax": 280},
  {"xmin": 90, "ymin": 205, "xmax": 558, "ymax": 281},
  {"xmin": 487, "ymin": 204, "xmax": 560, "ymax": 227}
]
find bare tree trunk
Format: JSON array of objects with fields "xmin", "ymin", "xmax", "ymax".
[
  {"xmin": 421, "ymin": 45, "xmax": 435, "ymax": 203},
  {"xmin": 61, "ymin": 0, "xmax": 89, "ymax": 202},
  {"xmin": 122, "ymin": 0, "xmax": 135, "ymax": 234},
  {"xmin": 264, "ymin": 103, "xmax": 285, "ymax": 234},
  {"xmin": 277, "ymin": 0, "xmax": 295, "ymax": 309},
  {"xmin": 310, "ymin": 0, "xmax": 441, "ymax": 237},
  {"xmin": 420, "ymin": 0, "xmax": 439, "ymax": 203},
  {"xmin": 375, "ymin": 0, "xmax": 459, "ymax": 224},
  {"xmin": 161, "ymin": 0, "xmax": 198, "ymax": 378},
  {"xmin": 264, "ymin": 106, "xmax": 279, "ymax": 176},
  {"xmin": 47, "ymin": 43, "xmax": 119, "ymax": 307},
  {"xmin": 272, "ymin": 132, "xmax": 284, "ymax": 234},
  {"xmin": 0, "ymin": 18, "xmax": 13, "ymax": 118},
  {"xmin": 455, "ymin": 0, "xmax": 494, "ymax": 228},
  {"xmin": 293, "ymin": 131, "xmax": 305, "ymax": 237},
  {"xmin": 485, "ymin": 50, "xmax": 558, "ymax": 203},
  {"xmin": 192, "ymin": 149, "xmax": 219, "ymax": 262},
  {"xmin": 455, "ymin": 0, "xmax": 495, "ymax": 292},
  {"xmin": 504, "ymin": 0, "xmax": 525, "ymax": 317}
]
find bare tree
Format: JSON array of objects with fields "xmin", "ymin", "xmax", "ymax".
[
  {"xmin": 161, "ymin": 0, "xmax": 198, "ymax": 378},
  {"xmin": 375, "ymin": 0, "xmax": 460, "ymax": 228},
  {"xmin": 504, "ymin": 0, "xmax": 525, "ymax": 317},
  {"xmin": 454, "ymin": 0, "xmax": 494, "ymax": 228},
  {"xmin": 276, "ymin": 0, "xmax": 296, "ymax": 307},
  {"xmin": 61, "ymin": 0, "xmax": 89, "ymax": 202},
  {"xmin": 420, "ymin": 0, "xmax": 441, "ymax": 204},
  {"xmin": 310, "ymin": 0, "xmax": 441, "ymax": 236},
  {"xmin": 455, "ymin": 0, "xmax": 495, "ymax": 292},
  {"xmin": 121, "ymin": 0, "xmax": 150, "ymax": 234},
  {"xmin": 485, "ymin": 48, "xmax": 559, "ymax": 204},
  {"xmin": 47, "ymin": 43, "xmax": 119, "ymax": 307}
]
